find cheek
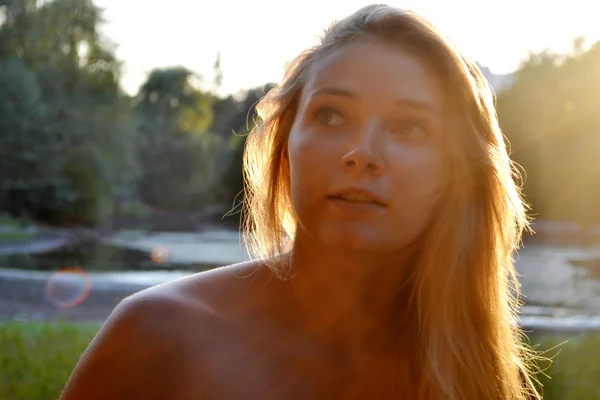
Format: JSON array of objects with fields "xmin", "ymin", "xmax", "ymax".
[
  {"xmin": 287, "ymin": 131, "xmax": 329, "ymax": 207},
  {"xmin": 390, "ymin": 148, "xmax": 444, "ymax": 213}
]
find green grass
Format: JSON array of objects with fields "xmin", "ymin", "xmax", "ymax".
[
  {"xmin": 532, "ymin": 333, "xmax": 600, "ymax": 399},
  {"xmin": 0, "ymin": 230, "xmax": 35, "ymax": 243},
  {"xmin": 0, "ymin": 322, "xmax": 100, "ymax": 400},
  {"xmin": 0, "ymin": 214, "xmax": 36, "ymax": 244},
  {"xmin": 0, "ymin": 322, "xmax": 599, "ymax": 399}
]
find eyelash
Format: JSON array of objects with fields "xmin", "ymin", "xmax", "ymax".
[
  {"xmin": 389, "ymin": 120, "xmax": 429, "ymax": 138},
  {"xmin": 309, "ymin": 106, "xmax": 430, "ymax": 138},
  {"xmin": 311, "ymin": 106, "xmax": 345, "ymax": 126}
]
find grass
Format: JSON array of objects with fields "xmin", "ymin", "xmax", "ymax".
[
  {"xmin": 0, "ymin": 322, "xmax": 100, "ymax": 400},
  {"xmin": 0, "ymin": 322, "xmax": 599, "ymax": 399},
  {"xmin": 532, "ymin": 332, "xmax": 600, "ymax": 399},
  {"xmin": 0, "ymin": 231, "xmax": 36, "ymax": 243},
  {"xmin": 0, "ymin": 214, "xmax": 36, "ymax": 244}
]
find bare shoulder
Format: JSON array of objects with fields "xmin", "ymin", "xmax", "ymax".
[{"xmin": 60, "ymin": 260, "xmax": 272, "ymax": 400}]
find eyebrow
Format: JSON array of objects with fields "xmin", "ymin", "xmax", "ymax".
[{"xmin": 309, "ymin": 86, "xmax": 441, "ymax": 117}]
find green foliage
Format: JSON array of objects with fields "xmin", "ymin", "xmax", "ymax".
[
  {"xmin": 115, "ymin": 199, "xmax": 151, "ymax": 221},
  {"xmin": 0, "ymin": 0, "xmax": 276, "ymax": 224},
  {"xmin": 0, "ymin": 322, "xmax": 99, "ymax": 400},
  {"xmin": 136, "ymin": 66, "xmax": 222, "ymax": 210},
  {"xmin": 211, "ymin": 83, "xmax": 274, "ymax": 140},
  {"xmin": 212, "ymin": 84, "xmax": 274, "ymax": 218},
  {"xmin": 0, "ymin": 214, "xmax": 35, "ymax": 242},
  {"xmin": 0, "ymin": 212, "xmax": 27, "ymax": 229},
  {"xmin": 498, "ymin": 39, "xmax": 600, "ymax": 223},
  {"xmin": 0, "ymin": 0, "xmax": 598, "ymax": 231},
  {"xmin": 139, "ymin": 130, "xmax": 225, "ymax": 210},
  {"xmin": 0, "ymin": 0, "xmax": 141, "ymax": 226},
  {"xmin": 0, "ymin": 57, "xmax": 48, "ymax": 211},
  {"xmin": 221, "ymin": 133, "xmax": 248, "ymax": 222},
  {"xmin": 136, "ymin": 66, "xmax": 213, "ymax": 134}
]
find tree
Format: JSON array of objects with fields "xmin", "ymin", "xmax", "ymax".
[
  {"xmin": 212, "ymin": 52, "xmax": 223, "ymax": 94},
  {"xmin": 497, "ymin": 40, "xmax": 600, "ymax": 224},
  {"xmin": 215, "ymin": 84, "xmax": 276, "ymax": 220},
  {"xmin": 0, "ymin": 0, "xmax": 140, "ymax": 226},
  {"xmin": 136, "ymin": 67, "xmax": 219, "ymax": 210}
]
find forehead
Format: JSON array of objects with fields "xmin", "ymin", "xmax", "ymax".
[{"xmin": 303, "ymin": 39, "xmax": 444, "ymax": 112}]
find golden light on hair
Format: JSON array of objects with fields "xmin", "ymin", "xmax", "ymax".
[
  {"xmin": 564, "ymin": 101, "xmax": 574, "ymax": 112},
  {"xmin": 241, "ymin": 4, "xmax": 540, "ymax": 399}
]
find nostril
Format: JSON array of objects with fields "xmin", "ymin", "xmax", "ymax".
[{"xmin": 345, "ymin": 160, "xmax": 357, "ymax": 167}]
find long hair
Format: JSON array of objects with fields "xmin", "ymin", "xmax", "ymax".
[{"xmin": 242, "ymin": 5, "xmax": 540, "ymax": 399}]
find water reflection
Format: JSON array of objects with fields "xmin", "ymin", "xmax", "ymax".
[
  {"xmin": 1, "ymin": 234, "xmax": 600, "ymax": 332},
  {"xmin": 0, "ymin": 240, "xmax": 211, "ymax": 272}
]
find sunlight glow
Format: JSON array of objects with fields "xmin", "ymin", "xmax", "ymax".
[{"xmin": 94, "ymin": 0, "xmax": 600, "ymax": 96}]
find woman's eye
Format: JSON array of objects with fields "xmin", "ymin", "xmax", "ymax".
[
  {"xmin": 389, "ymin": 121, "xmax": 428, "ymax": 138},
  {"xmin": 312, "ymin": 107, "xmax": 345, "ymax": 127}
]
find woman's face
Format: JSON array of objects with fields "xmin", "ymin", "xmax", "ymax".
[{"xmin": 287, "ymin": 39, "xmax": 446, "ymax": 252}]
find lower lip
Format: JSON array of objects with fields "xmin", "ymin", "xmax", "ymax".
[{"xmin": 328, "ymin": 197, "xmax": 385, "ymax": 213}]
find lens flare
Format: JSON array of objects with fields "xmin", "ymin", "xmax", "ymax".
[
  {"xmin": 45, "ymin": 267, "xmax": 92, "ymax": 309},
  {"xmin": 151, "ymin": 246, "xmax": 170, "ymax": 264}
]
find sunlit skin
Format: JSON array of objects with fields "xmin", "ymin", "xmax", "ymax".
[{"xmin": 60, "ymin": 39, "xmax": 445, "ymax": 400}]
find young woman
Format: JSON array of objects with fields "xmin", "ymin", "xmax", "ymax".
[{"xmin": 61, "ymin": 4, "xmax": 540, "ymax": 399}]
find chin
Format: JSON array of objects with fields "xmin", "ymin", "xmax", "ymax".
[
  {"xmin": 318, "ymin": 221, "xmax": 423, "ymax": 254},
  {"xmin": 319, "ymin": 225, "xmax": 390, "ymax": 252}
]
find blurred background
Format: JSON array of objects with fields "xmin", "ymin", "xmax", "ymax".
[{"xmin": 1, "ymin": 0, "xmax": 599, "ymax": 398}]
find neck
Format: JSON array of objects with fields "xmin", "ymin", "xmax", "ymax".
[{"xmin": 286, "ymin": 231, "xmax": 415, "ymax": 351}]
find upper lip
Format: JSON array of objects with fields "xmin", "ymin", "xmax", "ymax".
[{"xmin": 328, "ymin": 187, "xmax": 387, "ymax": 206}]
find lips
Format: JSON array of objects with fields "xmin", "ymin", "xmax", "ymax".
[
  {"xmin": 328, "ymin": 187, "xmax": 387, "ymax": 207},
  {"xmin": 334, "ymin": 193, "xmax": 377, "ymax": 203}
]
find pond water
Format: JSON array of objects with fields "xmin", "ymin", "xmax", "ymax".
[
  {"xmin": 1, "ymin": 229, "xmax": 600, "ymax": 331},
  {"xmin": 0, "ymin": 240, "xmax": 217, "ymax": 273}
]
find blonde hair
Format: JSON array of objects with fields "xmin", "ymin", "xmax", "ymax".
[{"xmin": 242, "ymin": 5, "xmax": 540, "ymax": 399}]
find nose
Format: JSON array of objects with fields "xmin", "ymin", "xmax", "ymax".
[{"xmin": 340, "ymin": 124, "xmax": 383, "ymax": 176}]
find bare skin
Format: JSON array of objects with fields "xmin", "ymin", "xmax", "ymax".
[{"xmin": 61, "ymin": 39, "xmax": 444, "ymax": 400}]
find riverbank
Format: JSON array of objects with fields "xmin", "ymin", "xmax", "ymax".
[
  {"xmin": 1, "ymin": 264, "xmax": 600, "ymax": 332},
  {"xmin": 2, "ymin": 228, "xmax": 600, "ymax": 333}
]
